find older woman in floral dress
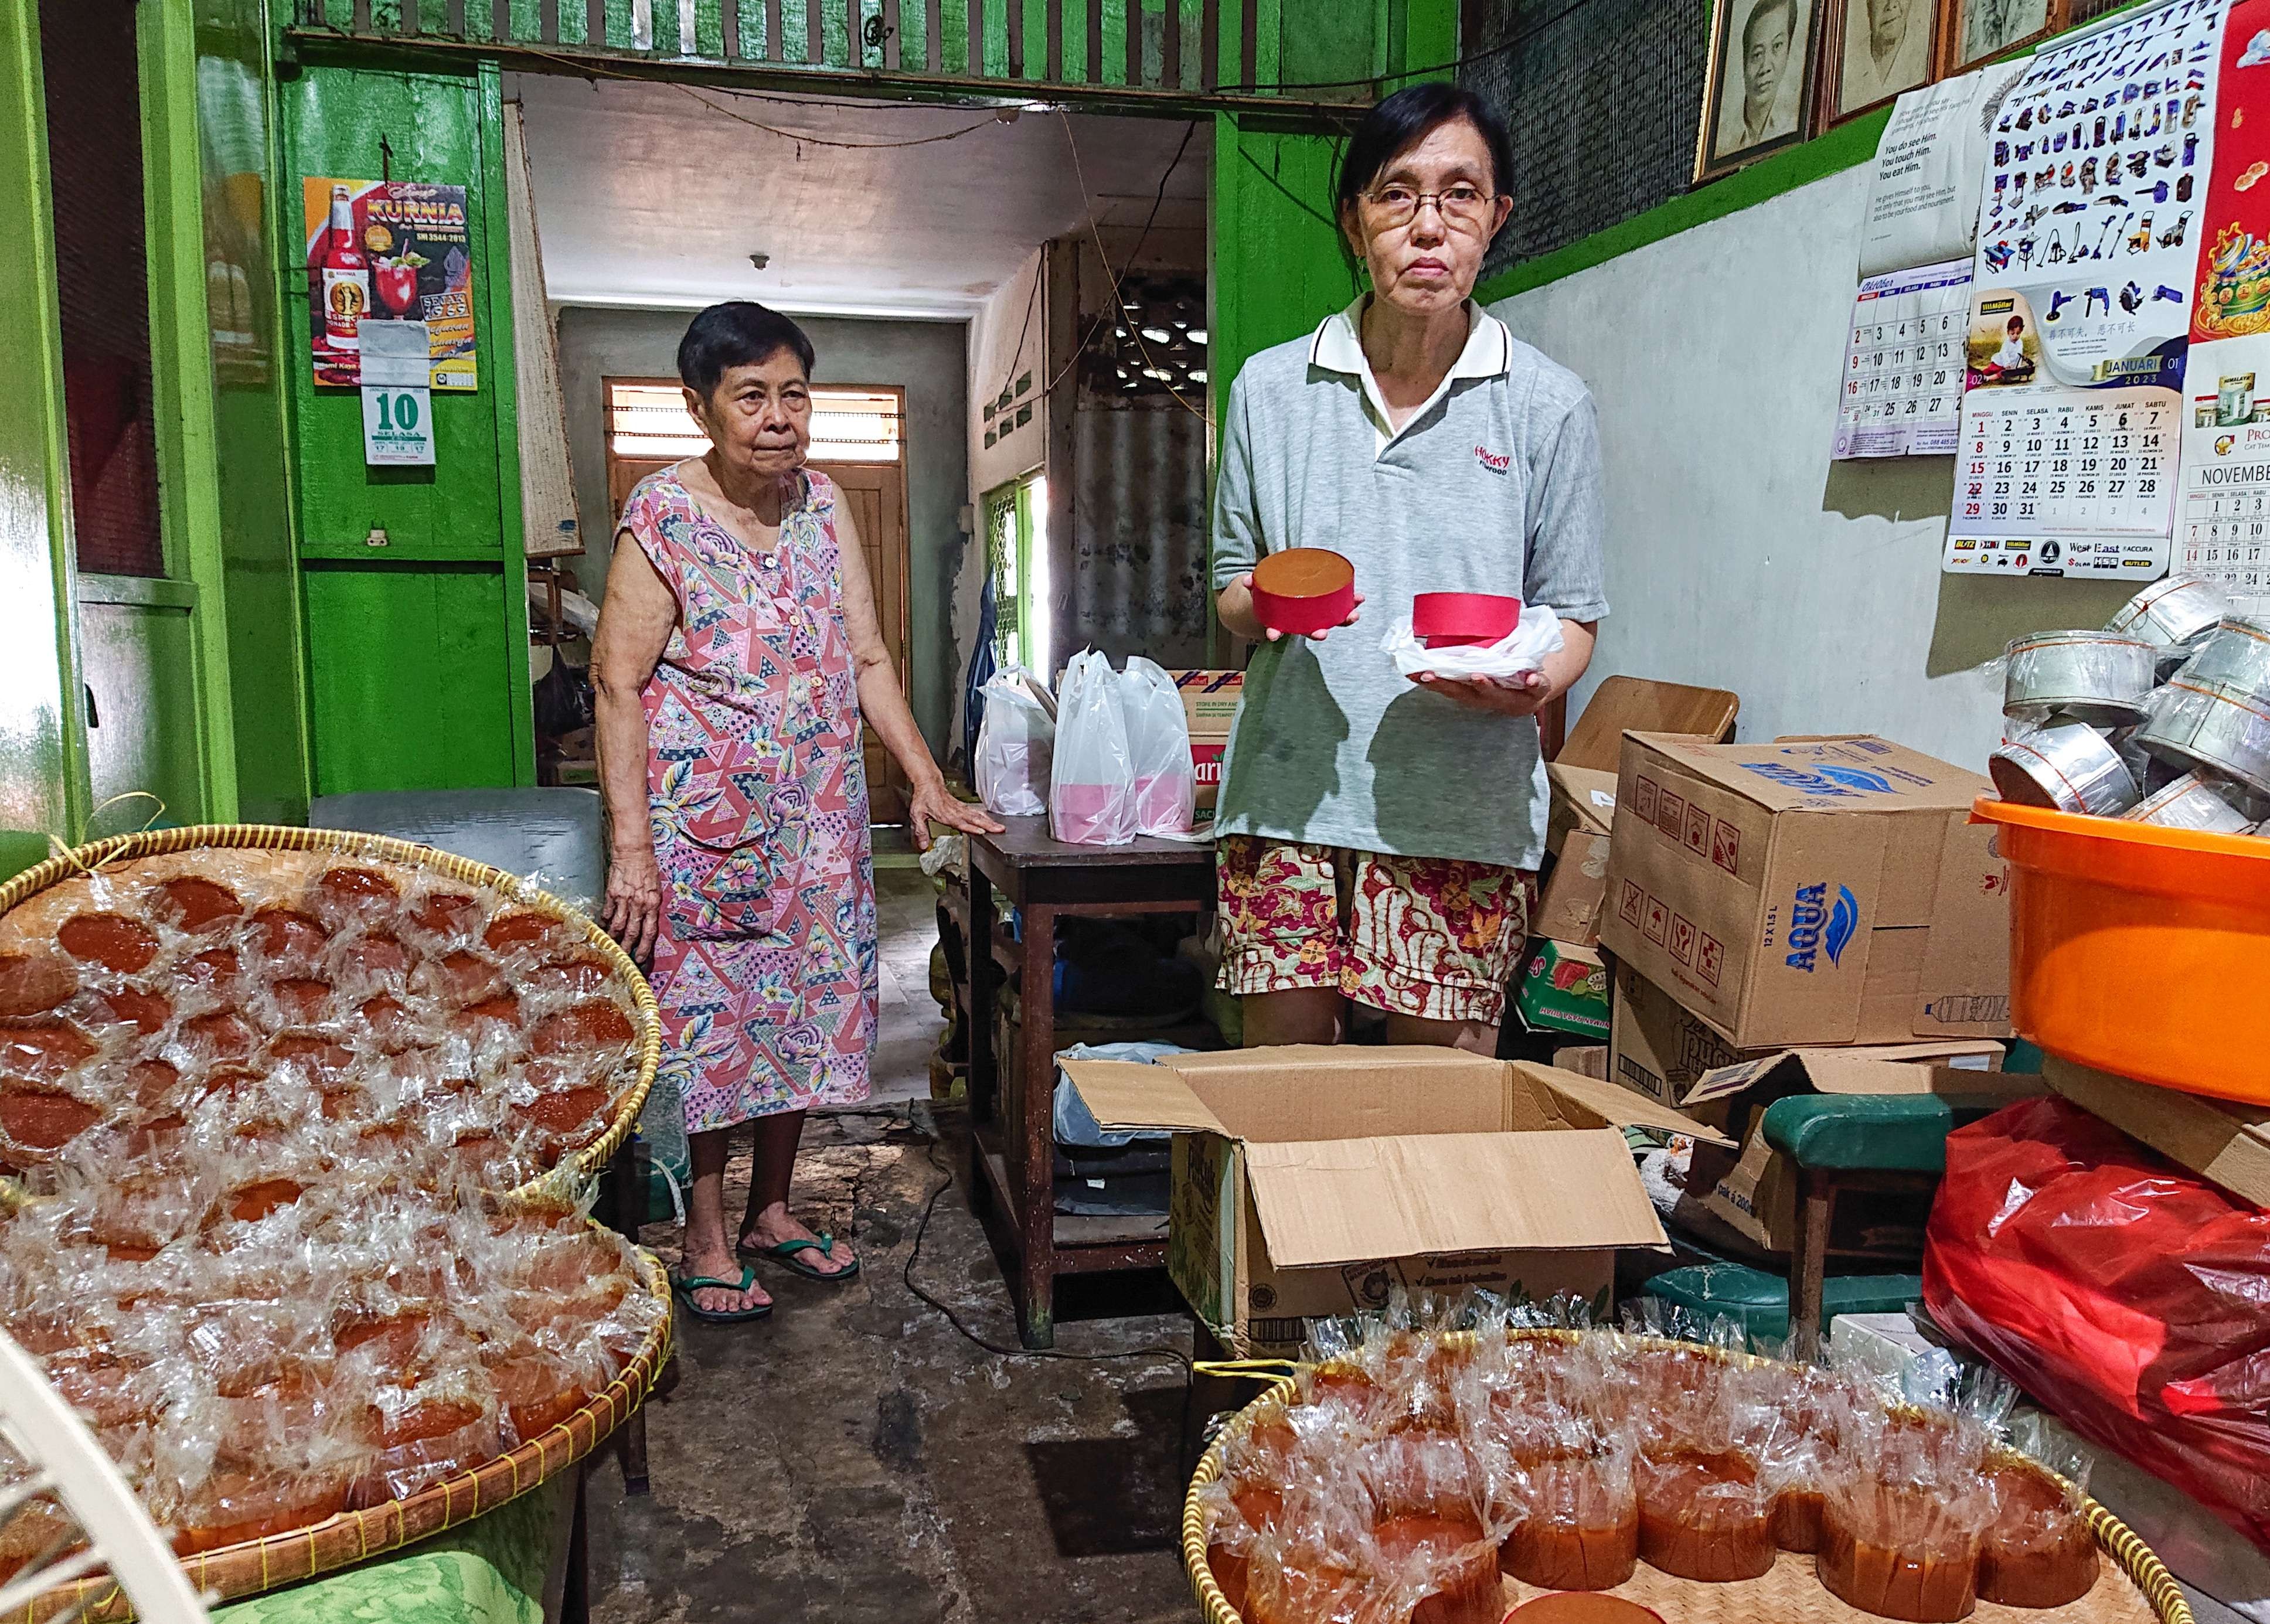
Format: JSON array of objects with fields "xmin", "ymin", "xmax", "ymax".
[{"xmin": 592, "ymin": 302, "xmax": 996, "ymax": 1322}]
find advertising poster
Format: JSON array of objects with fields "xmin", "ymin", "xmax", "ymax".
[
  {"xmin": 2177, "ymin": 0, "xmax": 2270, "ymax": 601},
  {"xmin": 1859, "ymin": 59, "xmax": 2034, "ymax": 276},
  {"xmin": 302, "ymin": 178, "xmax": 477, "ymax": 390},
  {"xmin": 1945, "ymin": 0, "xmax": 2227, "ymax": 577}
]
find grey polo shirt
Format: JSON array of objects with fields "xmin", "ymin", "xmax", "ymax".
[{"xmin": 1210, "ymin": 298, "xmax": 1609, "ymax": 871}]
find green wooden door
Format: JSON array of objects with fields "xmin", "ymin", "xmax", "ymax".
[{"xmin": 281, "ymin": 60, "xmax": 532, "ymax": 796}]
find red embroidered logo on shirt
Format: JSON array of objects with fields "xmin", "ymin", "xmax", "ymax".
[{"xmin": 1475, "ymin": 445, "xmax": 1510, "ymax": 473}]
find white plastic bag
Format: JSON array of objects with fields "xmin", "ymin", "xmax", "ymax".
[
  {"xmin": 1049, "ymin": 649, "xmax": 1137, "ymax": 845},
  {"xmin": 975, "ymin": 665, "xmax": 1056, "ymax": 817},
  {"xmin": 1382, "ymin": 604, "xmax": 1565, "ymax": 682},
  {"xmin": 1118, "ymin": 657, "xmax": 1194, "ymax": 835}
]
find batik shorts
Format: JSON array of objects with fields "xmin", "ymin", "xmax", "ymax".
[{"xmin": 1214, "ymin": 835, "xmax": 1534, "ymax": 1026}]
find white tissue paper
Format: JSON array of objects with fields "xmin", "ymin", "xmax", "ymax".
[{"xmin": 1382, "ymin": 604, "xmax": 1565, "ymax": 681}]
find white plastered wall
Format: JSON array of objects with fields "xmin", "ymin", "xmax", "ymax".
[{"xmin": 1488, "ymin": 164, "xmax": 2143, "ymax": 769}]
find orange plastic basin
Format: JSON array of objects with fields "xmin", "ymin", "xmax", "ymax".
[{"xmin": 1973, "ymin": 796, "xmax": 2270, "ymax": 1102}]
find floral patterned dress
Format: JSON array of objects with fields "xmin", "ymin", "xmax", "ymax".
[{"xmin": 622, "ymin": 464, "xmax": 876, "ymax": 1132}]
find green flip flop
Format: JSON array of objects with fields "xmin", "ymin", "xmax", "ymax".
[
  {"xmin": 671, "ymin": 1263, "xmax": 772, "ymax": 1323},
  {"xmin": 744, "ymin": 1233, "xmax": 861, "ymax": 1283}
]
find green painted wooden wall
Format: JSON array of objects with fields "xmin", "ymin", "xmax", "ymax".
[{"xmin": 280, "ymin": 60, "xmax": 534, "ymax": 797}]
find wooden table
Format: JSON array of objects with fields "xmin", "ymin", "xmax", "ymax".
[{"xmin": 963, "ymin": 816, "xmax": 1216, "ymax": 1349}]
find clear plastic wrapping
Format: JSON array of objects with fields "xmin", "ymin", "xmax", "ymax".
[
  {"xmin": 0, "ymin": 844, "xmax": 665, "ymax": 1557},
  {"xmin": 1198, "ymin": 1295, "xmax": 2101, "ymax": 1622}
]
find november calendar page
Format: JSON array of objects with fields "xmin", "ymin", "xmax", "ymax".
[{"xmin": 1946, "ymin": 0, "xmax": 2228, "ymax": 577}]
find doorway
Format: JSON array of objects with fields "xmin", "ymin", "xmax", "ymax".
[{"xmin": 603, "ymin": 377, "xmax": 914, "ymax": 820}]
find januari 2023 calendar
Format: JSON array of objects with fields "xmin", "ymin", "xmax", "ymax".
[
  {"xmin": 1944, "ymin": 0, "xmax": 2228, "ymax": 578},
  {"xmin": 1951, "ymin": 390, "xmax": 2180, "ymax": 574}
]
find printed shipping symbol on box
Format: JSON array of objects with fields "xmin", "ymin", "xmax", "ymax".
[{"xmin": 1599, "ymin": 733, "xmax": 2011, "ymax": 1050}]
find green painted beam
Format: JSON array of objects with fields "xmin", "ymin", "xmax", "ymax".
[
  {"xmin": 0, "ymin": 0, "xmax": 89, "ymax": 871},
  {"xmin": 478, "ymin": 60, "xmax": 536, "ymax": 789},
  {"xmin": 139, "ymin": 0, "xmax": 239, "ymax": 824}
]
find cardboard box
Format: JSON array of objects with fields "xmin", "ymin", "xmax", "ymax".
[
  {"xmin": 1598, "ymin": 733, "xmax": 2012, "ymax": 1050},
  {"xmin": 1169, "ymin": 669, "xmax": 1244, "ymax": 811},
  {"xmin": 1608, "ymin": 960, "xmax": 2002, "ymax": 1110},
  {"xmin": 1547, "ymin": 762, "xmax": 1619, "ymax": 853},
  {"xmin": 1553, "ymin": 1045, "xmax": 1608, "ymax": 1080},
  {"xmin": 1060, "ymin": 1046, "xmax": 1729, "ymax": 1357},
  {"xmin": 1675, "ymin": 1046, "xmax": 2030, "ymax": 1259},
  {"xmin": 1535, "ymin": 828, "xmax": 1611, "ymax": 948},
  {"xmin": 2044, "ymin": 1057, "xmax": 2270, "ymax": 1207},
  {"xmin": 1515, "ymin": 939, "xmax": 1609, "ymax": 1038}
]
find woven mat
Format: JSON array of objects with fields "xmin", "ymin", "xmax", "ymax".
[{"xmin": 1497, "ymin": 1551, "xmax": 2160, "ymax": 1624}]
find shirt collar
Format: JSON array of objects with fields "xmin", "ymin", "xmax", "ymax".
[{"xmin": 1308, "ymin": 295, "xmax": 1510, "ymax": 382}]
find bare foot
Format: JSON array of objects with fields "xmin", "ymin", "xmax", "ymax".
[
  {"xmin": 741, "ymin": 1207, "xmax": 859, "ymax": 1276},
  {"xmin": 678, "ymin": 1241, "xmax": 773, "ymax": 1316}
]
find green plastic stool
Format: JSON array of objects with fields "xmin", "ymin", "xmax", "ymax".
[{"xmin": 1643, "ymin": 1262, "xmax": 1923, "ymax": 1347}]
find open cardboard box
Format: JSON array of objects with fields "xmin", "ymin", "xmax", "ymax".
[
  {"xmin": 1059, "ymin": 1045, "xmax": 1731, "ymax": 1357},
  {"xmin": 1674, "ymin": 1046, "xmax": 2031, "ymax": 1259}
]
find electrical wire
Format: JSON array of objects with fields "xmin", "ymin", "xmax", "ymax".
[
  {"xmin": 902, "ymin": 1132, "xmax": 1194, "ymax": 1372},
  {"xmin": 1034, "ymin": 115, "xmax": 1205, "ymax": 417}
]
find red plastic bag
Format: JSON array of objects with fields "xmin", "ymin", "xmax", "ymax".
[{"xmin": 1924, "ymin": 1095, "xmax": 2270, "ymax": 1551}]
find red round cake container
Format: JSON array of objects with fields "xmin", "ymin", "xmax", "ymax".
[
  {"xmin": 1250, "ymin": 549, "xmax": 1356, "ymax": 638},
  {"xmin": 1413, "ymin": 591, "xmax": 1522, "ymax": 648}
]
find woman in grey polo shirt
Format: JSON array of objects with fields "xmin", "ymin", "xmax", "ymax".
[{"xmin": 1211, "ymin": 83, "xmax": 1608, "ymax": 1055}]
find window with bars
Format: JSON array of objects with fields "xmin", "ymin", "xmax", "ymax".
[{"xmin": 604, "ymin": 379, "xmax": 904, "ymax": 462}]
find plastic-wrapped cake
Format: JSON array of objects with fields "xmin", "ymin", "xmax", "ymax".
[
  {"xmin": 0, "ymin": 847, "xmax": 643, "ymax": 1191},
  {"xmin": 0, "ymin": 841, "xmax": 665, "ymax": 1575}
]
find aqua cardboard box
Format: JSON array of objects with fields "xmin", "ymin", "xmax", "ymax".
[
  {"xmin": 1599, "ymin": 733, "xmax": 2012, "ymax": 1049},
  {"xmin": 1060, "ymin": 1046, "xmax": 1729, "ymax": 1357}
]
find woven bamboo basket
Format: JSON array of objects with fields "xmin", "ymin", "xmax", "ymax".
[
  {"xmin": 0, "ymin": 823, "xmax": 663, "ymax": 1201},
  {"xmin": 18, "ymin": 1233, "xmax": 674, "ymax": 1623},
  {"xmin": 1181, "ymin": 1337, "xmax": 2195, "ymax": 1624}
]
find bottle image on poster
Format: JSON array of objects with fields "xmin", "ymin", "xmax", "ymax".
[
  {"xmin": 2178, "ymin": 0, "xmax": 2270, "ymax": 604},
  {"xmin": 1945, "ymin": 0, "xmax": 2228, "ymax": 578},
  {"xmin": 302, "ymin": 178, "xmax": 477, "ymax": 390}
]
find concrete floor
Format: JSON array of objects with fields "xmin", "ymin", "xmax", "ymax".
[{"xmin": 586, "ymin": 866, "xmax": 1202, "ymax": 1624}]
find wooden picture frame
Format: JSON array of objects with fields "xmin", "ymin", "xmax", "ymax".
[
  {"xmin": 1942, "ymin": 0, "xmax": 2068, "ymax": 76},
  {"xmin": 1817, "ymin": 0, "xmax": 1948, "ymax": 124},
  {"xmin": 1695, "ymin": 0, "xmax": 1825, "ymax": 182}
]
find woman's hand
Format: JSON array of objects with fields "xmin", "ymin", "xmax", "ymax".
[
  {"xmin": 603, "ymin": 845, "xmax": 665, "ymax": 967},
  {"xmin": 907, "ymin": 777, "xmax": 1003, "ymax": 852},
  {"xmin": 1406, "ymin": 668, "xmax": 1557, "ymax": 716},
  {"xmin": 1230, "ymin": 573, "xmax": 1366, "ymax": 644}
]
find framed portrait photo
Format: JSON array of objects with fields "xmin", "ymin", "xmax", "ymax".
[
  {"xmin": 1828, "ymin": 0, "xmax": 1941, "ymax": 120},
  {"xmin": 1948, "ymin": 0, "xmax": 2064, "ymax": 73},
  {"xmin": 1696, "ymin": 0, "xmax": 1822, "ymax": 181}
]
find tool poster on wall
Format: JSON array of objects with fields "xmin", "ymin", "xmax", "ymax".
[
  {"xmin": 1835, "ymin": 260, "xmax": 1975, "ymax": 456},
  {"xmin": 2177, "ymin": 0, "xmax": 2270, "ymax": 601},
  {"xmin": 1945, "ymin": 0, "xmax": 2227, "ymax": 577},
  {"xmin": 302, "ymin": 178, "xmax": 477, "ymax": 390}
]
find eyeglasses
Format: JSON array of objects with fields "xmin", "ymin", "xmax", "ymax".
[{"xmin": 1360, "ymin": 183, "xmax": 1499, "ymax": 231}]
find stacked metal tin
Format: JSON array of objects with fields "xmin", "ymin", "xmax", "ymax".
[{"xmin": 1991, "ymin": 577, "xmax": 2270, "ymax": 833}]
